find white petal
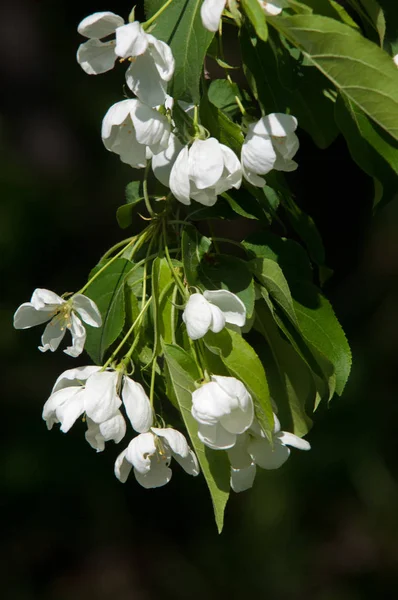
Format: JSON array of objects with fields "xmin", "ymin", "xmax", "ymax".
[
  {"xmin": 188, "ymin": 138, "xmax": 224, "ymax": 189},
  {"xmin": 85, "ymin": 418, "xmax": 105, "ymax": 452},
  {"xmin": 277, "ymin": 132, "xmax": 299, "ymax": 160},
  {"xmin": 13, "ymin": 303, "xmax": 52, "ymax": 329},
  {"xmin": 147, "ymin": 36, "xmax": 175, "ymax": 81},
  {"xmin": 134, "ymin": 460, "xmax": 172, "ymax": 488},
  {"xmin": 125, "ymin": 54, "xmax": 167, "ymax": 108},
  {"xmin": 208, "ymin": 303, "xmax": 226, "ymax": 333},
  {"xmin": 273, "ymin": 412, "xmax": 281, "ymax": 434},
  {"xmin": 77, "ymin": 11, "xmax": 124, "ymax": 38},
  {"xmin": 130, "ymin": 102, "xmax": 170, "ymax": 149},
  {"xmin": 126, "ymin": 432, "xmax": 157, "ymax": 473},
  {"xmin": 169, "ymin": 146, "xmax": 191, "ymax": 205},
  {"xmin": 57, "ymin": 390, "xmax": 86, "ymax": 433},
  {"xmin": 192, "ymin": 380, "xmax": 236, "ymax": 425},
  {"xmin": 52, "ymin": 365, "xmax": 101, "ymax": 393},
  {"xmin": 197, "ymin": 422, "xmax": 236, "ymax": 450},
  {"xmin": 101, "ymin": 99, "xmax": 137, "ymax": 145},
  {"xmin": 152, "ymin": 427, "xmax": 189, "ymax": 458},
  {"xmin": 76, "ymin": 39, "xmax": 117, "ymax": 75},
  {"xmin": 30, "ymin": 288, "xmax": 64, "ymax": 310},
  {"xmin": 152, "ymin": 134, "xmax": 183, "ymax": 187},
  {"xmin": 72, "ymin": 294, "xmax": 102, "ymax": 327},
  {"xmin": 211, "ymin": 375, "xmax": 252, "ymax": 413},
  {"xmin": 262, "ymin": 2, "xmax": 284, "ymax": 17},
  {"xmin": 42, "ymin": 386, "xmax": 82, "ymax": 429},
  {"xmin": 99, "ymin": 411, "xmax": 126, "ymax": 444},
  {"xmin": 277, "ymin": 431, "xmax": 311, "ymax": 451},
  {"xmin": 83, "ymin": 371, "xmax": 121, "ymax": 423},
  {"xmin": 248, "ymin": 437, "xmax": 290, "ymax": 469},
  {"xmin": 173, "ymin": 449, "xmax": 200, "ymax": 476},
  {"xmin": 253, "ymin": 113, "xmax": 298, "ymax": 137},
  {"xmin": 201, "ymin": 0, "xmax": 226, "ymax": 32},
  {"xmin": 115, "ymin": 21, "xmax": 149, "ymax": 58},
  {"xmin": 241, "ymin": 132, "xmax": 276, "ymax": 177},
  {"xmin": 230, "ymin": 464, "xmax": 256, "ymax": 493},
  {"xmin": 190, "ymin": 186, "xmax": 218, "ymax": 207},
  {"xmin": 63, "ymin": 313, "xmax": 86, "ymax": 358},
  {"xmin": 227, "ymin": 433, "xmax": 252, "ymax": 469},
  {"xmin": 114, "ymin": 448, "xmax": 132, "ymax": 483},
  {"xmin": 122, "ymin": 377, "xmax": 153, "ymax": 433},
  {"xmin": 38, "ymin": 317, "xmax": 66, "ymax": 353},
  {"xmin": 242, "ymin": 162, "xmax": 266, "ymax": 187},
  {"xmin": 182, "ymin": 293, "xmax": 213, "ymax": 340},
  {"xmin": 204, "ymin": 289, "xmax": 246, "ymax": 327},
  {"xmin": 217, "ymin": 144, "xmax": 242, "ymax": 191}
]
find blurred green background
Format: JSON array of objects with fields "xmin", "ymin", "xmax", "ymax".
[{"xmin": 2, "ymin": 1, "xmax": 398, "ymax": 598}]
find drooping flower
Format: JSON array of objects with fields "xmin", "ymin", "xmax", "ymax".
[
  {"xmin": 241, "ymin": 113, "xmax": 299, "ymax": 187},
  {"xmin": 169, "ymin": 137, "xmax": 242, "ymax": 206},
  {"xmin": 228, "ymin": 414, "xmax": 311, "ymax": 492},
  {"xmin": 76, "ymin": 12, "xmax": 174, "ymax": 107},
  {"xmin": 151, "ymin": 133, "xmax": 184, "ymax": 187},
  {"xmin": 191, "ymin": 376, "xmax": 254, "ymax": 450},
  {"xmin": 42, "ymin": 368, "xmax": 153, "ymax": 449},
  {"xmin": 13, "ymin": 289, "xmax": 102, "ymax": 357},
  {"xmin": 182, "ymin": 290, "xmax": 246, "ymax": 340},
  {"xmin": 115, "ymin": 427, "xmax": 200, "ymax": 488},
  {"xmin": 102, "ymin": 99, "xmax": 171, "ymax": 168}
]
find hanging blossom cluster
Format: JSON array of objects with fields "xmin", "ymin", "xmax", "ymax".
[{"xmin": 13, "ymin": 2, "xmax": 309, "ymax": 499}]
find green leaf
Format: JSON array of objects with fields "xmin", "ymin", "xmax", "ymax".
[
  {"xmin": 116, "ymin": 181, "xmax": 144, "ymax": 229},
  {"xmin": 198, "ymin": 254, "xmax": 255, "ymax": 319},
  {"xmin": 241, "ymin": 0, "xmax": 268, "ymax": 41},
  {"xmin": 281, "ymin": 195, "xmax": 326, "ymax": 266},
  {"xmin": 163, "ymin": 344, "xmax": 230, "ymax": 533},
  {"xmin": 335, "ymin": 93, "xmax": 398, "ymax": 209},
  {"xmin": 84, "ymin": 259, "xmax": 133, "ymax": 364},
  {"xmin": 255, "ymin": 301, "xmax": 314, "ymax": 437},
  {"xmin": 204, "ymin": 329, "xmax": 273, "ymax": 435},
  {"xmin": 269, "ymin": 14, "xmax": 398, "ymax": 140},
  {"xmin": 181, "ymin": 225, "xmax": 212, "ymax": 286},
  {"xmin": 151, "ymin": 257, "xmax": 174, "ymax": 357},
  {"xmin": 200, "ymin": 93, "xmax": 244, "ymax": 156},
  {"xmin": 144, "ymin": 0, "xmax": 214, "ymax": 102},
  {"xmin": 208, "ymin": 79, "xmax": 242, "ymax": 116},
  {"xmin": 291, "ymin": 281, "xmax": 352, "ymax": 395}
]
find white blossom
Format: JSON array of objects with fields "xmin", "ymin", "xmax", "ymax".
[
  {"xmin": 258, "ymin": 0, "xmax": 289, "ymax": 16},
  {"xmin": 169, "ymin": 137, "xmax": 242, "ymax": 206},
  {"xmin": 13, "ymin": 289, "xmax": 102, "ymax": 358},
  {"xmin": 42, "ymin": 368, "xmax": 153, "ymax": 449},
  {"xmin": 228, "ymin": 414, "xmax": 311, "ymax": 492},
  {"xmin": 191, "ymin": 376, "xmax": 254, "ymax": 450},
  {"xmin": 182, "ymin": 290, "xmax": 246, "ymax": 340},
  {"xmin": 115, "ymin": 427, "xmax": 199, "ymax": 488},
  {"xmin": 77, "ymin": 12, "xmax": 174, "ymax": 107},
  {"xmin": 241, "ymin": 113, "xmax": 299, "ymax": 187},
  {"xmin": 200, "ymin": 0, "xmax": 287, "ymax": 33},
  {"xmin": 102, "ymin": 99, "xmax": 171, "ymax": 168}
]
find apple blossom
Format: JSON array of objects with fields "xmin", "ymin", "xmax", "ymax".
[
  {"xmin": 191, "ymin": 376, "xmax": 254, "ymax": 450},
  {"xmin": 182, "ymin": 290, "xmax": 246, "ymax": 340},
  {"xmin": 241, "ymin": 113, "xmax": 299, "ymax": 186},
  {"xmin": 115, "ymin": 427, "xmax": 200, "ymax": 488},
  {"xmin": 13, "ymin": 289, "xmax": 101, "ymax": 358},
  {"xmin": 169, "ymin": 137, "xmax": 242, "ymax": 206},
  {"xmin": 101, "ymin": 99, "xmax": 171, "ymax": 168},
  {"xmin": 77, "ymin": 12, "xmax": 174, "ymax": 107}
]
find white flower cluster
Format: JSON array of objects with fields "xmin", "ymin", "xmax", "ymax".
[
  {"xmin": 75, "ymin": 10, "xmax": 299, "ymax": 209},
  {"xmin": 191, "ymin": 375, "xmax": 310, "ymax": 493}
]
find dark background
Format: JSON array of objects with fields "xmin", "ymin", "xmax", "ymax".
[{"xmin": 2, "ymin": 1, "xmax": 398, "ymax": 598}]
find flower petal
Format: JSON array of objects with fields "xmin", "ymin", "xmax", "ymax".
[
  {"xmin": 131, "ymin": 102, "xmax": 170, "ymax": 150},
  {"xmin": 152, "ymin": 133, "xmax": 183, "ymax": 187},
  {"xmin": 197, "ymin": 422, "xmax": 236, "ymax": 450},
  {"xmin": 169, "ymin": 146, "xmax": 191, "ymax": 205},
  {"xmin": 204, "ymin": 289, "xmax": 246, "ymax": 327},
  {"xmin": 277, "ymin": 431, "xmax": 311, "ymax": 451},
  {"xmin": 83, "ymin": 371, "xmax": 121, "ymax": 423},
  {"xmin": 248, "ymin": 437, "xmax": 290, "ymax": 469},
  {"xmin": 72, "ymin": 294, "xmax": 102, "ymax": 327},
  {"xmin": 147, "ymin": 35, "xmax": 175, "ymax": 81},
  {"xmin": 201, "ymin": 0, "xmax": 226, "ymax": 32},
  {"xmin": 64, "ymin": 313, "xmax": 86, "ymax": 358},
  {"xmin": 52, "ymin": 365, "xmax": 101, "ymax": 393},
  {"xmin": 192, "ymin": 380, "xmax": 236, "ymax": 424},
  {"xmin": 188, "ymin": 138, "xmax": 224, "ymax": 189},
  {"xmin": 125, "ymin": 54, "xmax": 168, "ymax": 108},
  {"xmin": 134, "ymin": 460, "xmax": 172, "ymax": 488},
  {"xmin": 122, "ymin": 376, "xmax": 153, "ymax": 433},
  {"xmin": 230, "ymin": 464, "xmax": 256, "ymax": 493},
  {"xmin": 208, "ymin": 303, "xmax": 226, "ymax": 334},
  {"xmin": 39, "ymin": 318, "xmax": 66, "ymax": 353},
  {"xmin": 101, "ymin": 99, "xmax": 137, "ymax": 145},
  {"xmin": 77, "ymin": 11, "xmax": 124, "ymax": 38},
  {"xmin": 114, "ymin": 448, "xmax": 132, "ymax": 483},
  {"xmin": 241, "ymin": 131, "xmax": 276, "ymax": 177},
  {"xmin": 30, "ymin": 288, "xmax": 64, "ymax": 310},
  {"xmin": 115, "ymin": 21, "xmax": 149, "ymax": 58},
  {"xmin": 253, "ymin": 112, "xmax": 298, "ymax": 137},
  {"xmin": 86, "ymin": 411, "xmax": 126, "ymax": 451},
  {"xmin": 126, "ymin": 432, "xmax": 157, "ymax": 473},
  {"xmin": 57, "ymin": 390, "xmax": 86, "ymax": 433},
  {"xmin": 13, "ymin": 303, "xmax": 52, "ymax": 329},
  {"xmin": 152, "ymin": 427, "xmax": 189, "ymax": 458},
  {"xmin": 77, "ymin": 39, "xmax": 117, "ymax": 75},
  {"xmin": 173, "ymin": 449, "xmax": 200, "ymax": 476},
  {"xmin": 227, "ymin": 433, "xmax": 252, "ymax": 469},
  {"xmin": 182, "ymin": 293, "xmax": 213, "ymax": 340},
  {"xmin": 216, "ymin": 144, "xmax": 242, "ymax": 192},
  {"xmin": 211, "ymin": 375, "xmax": 253, "ymax": 413},
  {"xmin": 42, "ymin": 386, "xmax": 82, "ymax": 430}
]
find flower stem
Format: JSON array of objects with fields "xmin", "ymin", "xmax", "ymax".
[
  {"xmin": 143, "ymin": 0, "xmax": 174, "ymax": 29},
  {"xmin": 218, "ymin": 20, "xmax": 246, "ymax": 116},
  {"xmin": 149, "ymin": 358, "xmax": 157, "ymax": 407},
  {"xmin": 162, "ymin": 219, "xmax": 187, "ymax": 299},
  {"xmin": 143, "ymin": 162, "xmax": 154, "ymax": 218}
]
